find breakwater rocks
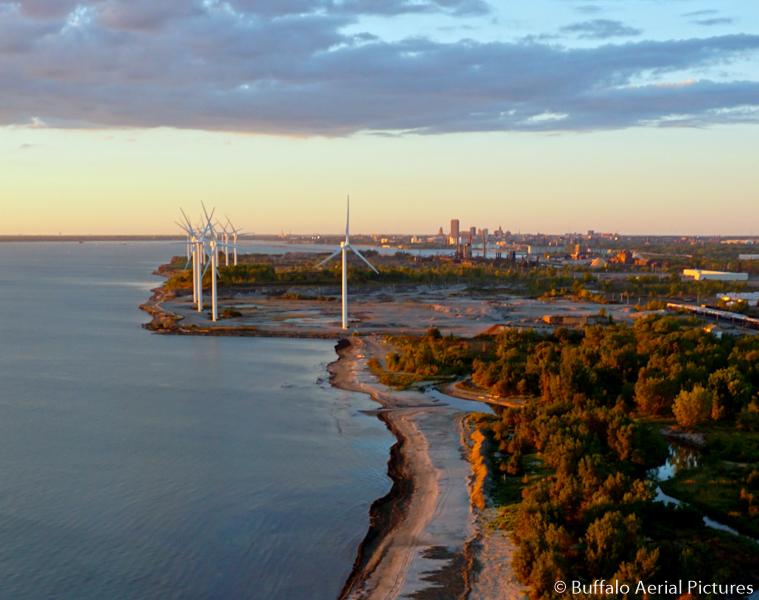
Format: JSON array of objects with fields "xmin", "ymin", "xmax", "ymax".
[{"xmin": 140, "ymin": 287, "xmax": 183, "ymax": 332}]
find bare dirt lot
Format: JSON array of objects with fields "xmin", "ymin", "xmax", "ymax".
[{"xmin": 161, "ymin": 285, "xmax": 645, "ymax": 337}]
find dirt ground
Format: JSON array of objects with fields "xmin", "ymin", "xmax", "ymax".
[{"xmin": 162, "ymin": 285, "xmax": 644, "ymax": 337}]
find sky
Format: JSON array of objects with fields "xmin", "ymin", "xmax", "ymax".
[{"xmin": 1, "ymin": 0, "xmax": 758, "ymax": 236}]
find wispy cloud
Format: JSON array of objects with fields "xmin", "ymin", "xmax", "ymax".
[
  {"xmin": 693, "ymin": 17, "xmax": 734, "ymax": 26},
  {"xmin": 682, "ymin": 10, "xmax": 718, "ymax": 18},
  {"xmin": 560, "ymin": 19, "xmax": 642, "ymax": 40},
  {"xmin": 0, "ymin": 1, "xmax": 756, "ymax": 135}
]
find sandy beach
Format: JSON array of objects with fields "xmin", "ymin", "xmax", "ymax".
[{"xmin": 328, "ymin": 335, "xmax": 527, "ymax": 600}]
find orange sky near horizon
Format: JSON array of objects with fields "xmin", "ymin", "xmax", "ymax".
[{"xmin": 2, "ymin": 123, "xmax": 758, "ymax": 237}]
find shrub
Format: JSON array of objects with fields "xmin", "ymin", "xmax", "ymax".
[
  {"xmin": 737, "ymin": 401, "xmax": 759, "ymax": 431},
  {"xmin": 426, "ymin": 326, "xmax": 442, "ymax": 340}
]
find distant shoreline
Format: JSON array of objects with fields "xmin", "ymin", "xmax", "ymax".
[{"xmin": 0, "ymin": 236, "xmax": 187, "ymax": 242}]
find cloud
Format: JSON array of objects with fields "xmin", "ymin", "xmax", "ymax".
[
  {"xmin": 682, "ymin": 10, "xmax": 718, "ymax": 18},
  {"xmin": 693, "ymin": 17, "xmax": 734, "ymax": 26},
  {"xmin": 0, "ymin": 2, "xmax": 757, "ymax": 135},
  {"xmin": 560, "ymin": 19, "xmax": 642, "ymax": 39},
  {"xmin": 574, "ymin": 5, "xmax": 603, "ymax": 15}
]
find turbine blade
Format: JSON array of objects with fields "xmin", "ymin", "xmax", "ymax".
[
  {"xmin": 349, "ymin": 246, "xmax": 379, "ymax": 274},
  {"xmin": 316, "ymin": 248, "xmax": 342, "ymax": 268},
  {"xmin": 345, "ymin": 195, "xmax": 350, "ymax": 240},
  {"xmin": 180, "ymin": 207, "xmax": 193, "ymax": 231},
  {"xmin": 201, "ymin": 202, "xmax": 216, "ymax": 231}
]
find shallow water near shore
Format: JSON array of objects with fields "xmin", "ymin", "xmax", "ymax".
[{"xmin": 0, "ymin": 242, "xmax": 394, "ymax": 600}]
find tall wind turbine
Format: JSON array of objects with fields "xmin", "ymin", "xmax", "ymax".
[
  {"xmin": 178, "ymin": 204, "xmax": 249, "ymax": 321},
  {"xmin": 199, "ymin": 204, "xmax": 221, "ymax": 321},
  {"xmin": 225, "ymin": 217, "xmax": 249, "ymax": 266},
  {"xmin": 317, "ymin": 197, "xmax": 378, "ymax": 330},
  {"xmin": 177, "ymin": 208, "xmax": 204, "ymax": 308},
  {"xmin": 200, "ymin": 205, "xmax": 248, "ymax": 321}
]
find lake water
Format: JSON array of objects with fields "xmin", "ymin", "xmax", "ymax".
[{"xmin": 0, "ymin": 242, "xmax": 394, "ymax": 600}]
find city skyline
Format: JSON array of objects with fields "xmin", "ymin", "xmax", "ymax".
[{"xmin": 0, "ymin": 0, "xmax": 757, "ymax": 236}]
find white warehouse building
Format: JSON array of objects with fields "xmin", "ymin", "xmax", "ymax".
[{"xmin": 683, "ymin": 269, "xmax": 749, "ymax": 282}]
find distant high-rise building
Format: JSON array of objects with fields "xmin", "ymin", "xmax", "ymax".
[
  {"xmin": 470, "ymin": 226, "xmax": 477, "ymax": 238},
  {"xmin": 438, "ymin": 226, "xmax": 445, "ymax": 236},
  {"xmin": 450, "ymin": 219, "xmax": 460, "ymax": 240}
]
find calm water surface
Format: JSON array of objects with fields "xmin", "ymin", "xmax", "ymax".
[{"xmin": 0, "ymin": 242, "xmax": 393, "ymax": 600}]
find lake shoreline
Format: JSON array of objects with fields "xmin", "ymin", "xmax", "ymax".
[
  {"xmin": 326, "ymin": 336, "xmax": 525, "ymax": 600},
  {"xmin": 327, "ymin": 336, "xmax": 474, "ymax": 599}
]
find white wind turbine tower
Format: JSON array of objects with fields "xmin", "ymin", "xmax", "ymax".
[
  {"xmin": 199, "ymin": 204, "xmax": 221, "ymax": 322},
  {"xmin": 317, "ymin": 197, "xmax": 378, "ymax": 330},
  {"xmin": 177, "ymin": 208, "xmax": 204, "ymax": 309},
  {"xmin": 200, "ymin": 205, "xmax": 248, "ymax": 321},
  {"xmin": 225, "ymin": 217, "xmax": 248, "ymax": 266},
  {"xmin": 216, "ymin": 220, "xmax": 229, "ymax": 266}
]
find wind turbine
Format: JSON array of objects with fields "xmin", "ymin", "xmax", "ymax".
[
  {"xmin": 199, "ymin": 204, "xmax": 222, "ymax": 321},
  {"xmin": 178, "ymin": 205, "xmax": 250, "ymax": 321},
  {"xmin": 200, "ymin": 206, "xmax": 249, "ymax": 321},
  {"xmin": 225, "ymin": 217, "xmax": 249, "ymax": 266},
  {"xmin": 177, "ymin": 208, "xmax": 204, "ymax": 308},
  {"xmin": 216, "ymin": 219, "xmax": 238, "ymax": 266},
  {"xmin": 317, "ymin": 197, "xmax": 378, "ymax": 330}
]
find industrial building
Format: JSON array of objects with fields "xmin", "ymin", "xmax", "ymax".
[
  {"xmin": 682, "ymin": 269, "xmax": 748, "ymax": 282},
  {"xmin": 717, "ymin": 292, "xmax": 759, "ymax": 301},
  {"xmin": 717, "ymin": 292, "xmax": 759, "ymax": 306}
]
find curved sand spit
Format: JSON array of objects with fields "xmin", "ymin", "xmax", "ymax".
[{"xmin": 328, "ymin": 335, "xmax": 527, "ymax": 600}]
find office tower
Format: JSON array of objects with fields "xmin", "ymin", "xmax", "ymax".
[{"xmin": 450, "ymin": 219, "xmax": 460, "ymax": 240}]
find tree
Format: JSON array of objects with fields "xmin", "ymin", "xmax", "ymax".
[
  {"xmin": 634, "ymin": 368, "xmax": 679, "ymax": 415},
  {"xmin": 707, "ymin": 366, "xmax": 752, "ymax": 420},
  {"xmin": 584, "ymin": 511, "xmax": 641, "ymax": 578},
  {"xmin": 672, "ymin": 385, "xmax": 713, "ymax": 428},
  {"xmin": 425, "ymin": 326, "xmax": 442, "ymax": 340}
]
